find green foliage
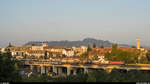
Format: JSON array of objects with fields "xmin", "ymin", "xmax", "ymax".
[
  {"xmin": 112, "ymin": 44, "xmax": 118, "ymax": 50},
  {"xmin": 105, "ymin": 48, "xmax": 139, "ymax": 64},
  {"xmin": 23, "ymin": 73, "xmax": 88, "ymax": 82},
  {"xmin": 22, "ymin": 74, "xmax": 52, "ymax": 82},
  {"xmin": 0, "ymin": 51, "xmax": 22, "ymax": 82},
  {"xmin": 87, "ymin": 44, "xmax": 92, "ymax": 52},
  {"xmin": 131, "ymin": 46, "xmax": 136, "ymax": 48},
  {"xmin": 100, "ymin": 45, "xmax": 104, "ymax": 48},
  {"xmin": 146, "ymin": 50, "xmax": 150, "ymax": 61},
  {"xmin": 87, "ymin": 71, "xmax": 96, "ymax": 82},
  {"xmin": 80, "ymin": 52, "xmax": 90, "ymax": 63},
  {"xmin": 22, "ymin": 69, "xmax": 150, "ymax": 82},
  {"xmin": 44, "ymin": 51, "xmax": 49, "ymax": 59},
  {"xmin": 80, "ymin": 44, "xmax": 92, "ymax": 62},
  {"xmin": 140, "ymin": 56, "xmax": 149, "ymax": 64},
  {"xmin": 93, "ymin": 43, "xmax": 96, "ymax": 48},
  {"xmin": 55, "ymin": 74, "xmax": 88, "ymax": 82},
  {"xmin": 86, "ymin": 69, "xmax": 150, "ymax": 82}
]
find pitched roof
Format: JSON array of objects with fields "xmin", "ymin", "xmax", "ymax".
[{"xmin": 27, "ymin": 50, "xmax": 45, "ymax": 54}]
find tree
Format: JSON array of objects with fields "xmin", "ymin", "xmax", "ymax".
[
  {"xmin": 100, "ymin": 45, "xmax": 104, "ymax": 48},
  {"xmin": 112, "ymin": 44, "xmax": 118, "ymax": 50},
  {"xmin": 80, "ymin": 52, "xmax": 89, "ymax": 63},
  {"xmin": 44, "ymin": 51, "xmax": 49, "ymax": 59},
  {"xmin": 0, "ymin": 51, "xmax": 22, "ymax": 82},
  {"xmin": 146, "ymin": 50, "xmax": 150, "ymax": 62},
  {"xmin": 87, "ymin": 44, "xmax": 92, "ymax": 52},
  {"xmin": 105, "ymin": 48, "xmax": 139, "ymax": 64},
  {"xmin": 62, "ymin": 54, "xmax": 66, "ymax": 58},
  {"xmin": 131, "ymin": 46, "xmax": 136, "ymax": 48},
  {"xmin": 140, "ymin": 56, "xmax": 148, "ymax": 64},
  {"xmin": 93, "ymin": 43, "xmax": 96, "ymax": 48},
  {"xmin": 56, "ymin": 53, "xmax": 60, "ymax": 58},
  {"xmin": 87, "ymin": 71, "xmax": 96, "ymax": 82},
  {"xmin": 8, "ymin": 42, "xmax": 13, "ymax": 47}
]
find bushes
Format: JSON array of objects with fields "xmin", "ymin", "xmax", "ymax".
[
  {"xmin": 22, "ymin": 69, "xmax": 150, "ymax": 82},
  {"xmin": 87, "ymin": 69, "xmax": 150, "ymax": 82},
  {"xmin": 0, "ymin": 52, "xmax": 22, "ymax": 82}
]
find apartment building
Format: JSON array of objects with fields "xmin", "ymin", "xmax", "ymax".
[
  {"xmin": 72, "ymin": 46, "xmax": 88, "ymax": 56},
  {"xmin": 26, "ymin": 50, "xmax": 45, "ymax": 58},
  {"xmin": 62, "ymin": 48, "xmax": 74, "ymax": 57},
  {"xmin": 8, "ymin": 46, "xmax": 32, "ymax": 57},
  {"xmin": 31, "ymin": 43, "xmax": 48, "ymax": 50}
]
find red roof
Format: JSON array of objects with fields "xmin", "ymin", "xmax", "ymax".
[{"xmin": 109, "ymin": 61, "xmax": 124, "ymax": 64}]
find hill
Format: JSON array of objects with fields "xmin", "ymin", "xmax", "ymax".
[{"xmin": 24, "ymin": 38, "xmax": 131, "ymax": 48}]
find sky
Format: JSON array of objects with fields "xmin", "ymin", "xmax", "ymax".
[{"xmin": 0, "ymin": 0, "xmax": 150, "ymax": 48}]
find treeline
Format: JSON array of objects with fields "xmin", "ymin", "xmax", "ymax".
[{"xmin": 22, "ymin": 69, "xmax": 150, "ymax": 82}]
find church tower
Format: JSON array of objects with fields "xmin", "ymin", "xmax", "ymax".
[{"xmin": 136, "ymin": 39, "xmax": 140, "ymax": 49}]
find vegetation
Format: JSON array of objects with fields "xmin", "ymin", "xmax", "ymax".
[
  {"xmin": 22, "ymin": 72, "xmax": 88, "ymax": 82},
  {"xmin": 0, "ymin": 51, "xmax": 22, "ymax": 82},
  {"xmin": 87, "ymin": 44, "xmax": 92, "ymax": 52},
  {"xmin": 8, "ymin": 42, "xmax": 14, "ymax": 47},
  {"xmin": 105, "ymin": 44, "xmax": 140, "ymax": 64},
  {"xmin": 93, "ymin": 43, "xmax": 96, "ymax": 48},
  {"xmin": 22, "ymin": 69, "xmax": 150, "ymax": 82},
  {"xmin": 140, "ymin": 56, "xmax": 149, "ymax": 64},
  {"xmin": 44, "ymin": 51, "xmax": 50, "ymax": 59},
  {"xmin": 131, "ymin": 46, "xmax": 136, "ymax": 48},
  {"xmin": 146, "ymin": 50, "xmax": 150, "ymax": 62},
  {"xmin": 100, "ymin": 45, "xmax": 104, "ymax": 48},
  {"xmin": 80, "ymin": 52, "xmax": 90, "ymax": 63},
  {"xmin": 112, "ymin": 44, "xmax": 118, "ymax": 49}
]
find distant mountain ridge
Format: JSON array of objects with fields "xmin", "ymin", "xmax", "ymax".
[{"xmin": 24, "ymin": 38, "xmax": 132, "ymax": 48}]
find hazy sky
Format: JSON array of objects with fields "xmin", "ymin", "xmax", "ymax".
[{"xmin": 0, "ymin": 0, "xmax": 150, "ymax": 48}]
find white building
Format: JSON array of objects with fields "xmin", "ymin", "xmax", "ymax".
[
  {"xmin": 26, "ymin": 50, "xmax": 45, "ymax": 58},
  {"xmin": 11, "ymin": 51, "xmax": 25, "ymax": 56},
  {"xmin": 72, "ymin": 46, "xmax": 88, "ymax": 56},
  {"xmin": 62, "ymin": 48, "xmax": 74, "ymax": 57},
  {"xmin": 0, "ymin": 48, "xmax": 5, "ymax": 53},
  {"xmin": 31, "ymin": 43, "xmax": 48, "ymax": 50}
]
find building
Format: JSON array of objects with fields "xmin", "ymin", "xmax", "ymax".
[
  {"xmin": 31, "ymin": 43, "xmax": 48, "ymax": 50},
  {"xmin": 136, "ymin": 39, "xmax": 140, "ymax": 49},
  {"xmin": 8, "ymin": 46, "xmax": 32, "ymax": 52},
  {"xmin": 0, "ymin": 48, "xmax": 5, "ymax": 53},
  {"xmin": 26, "ymin": 50, "xmax": 46, "ymax": 58},
  {"xmin": 44, "ymin": 46, "xmax": 66, "ymax": 57},
  {"xmin": 8, "ymin": 46, "xmax": 32, "ymax": 57},
  {"xmin": 44, "ymin": 46, "xmax": 66, "ymax": 52},
  {"xmin": 62, "ymin": 48, "xmax": 74, "ymax": 57},
  {"xmin": 72, "ymin": 46, "xmax": 88, "ymax": 56},
  {"xmin": 90, "ymin": 48, "xmax": 112, "ymax": 63}
]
